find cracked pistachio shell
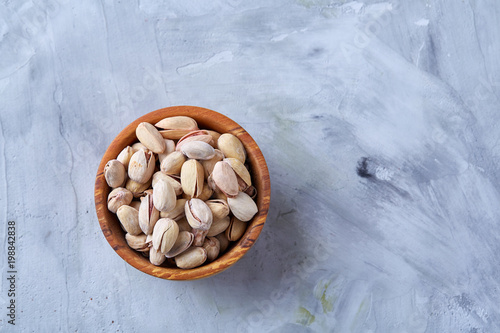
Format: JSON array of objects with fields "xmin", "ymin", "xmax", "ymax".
[
  {"xmin": 107, "ymin": 187, "xmax": 133, "ymax": 214},
  {"xmin": 175, "ymin": 247, "xmax": 207, "ymax": 269},
  {"xmin": 180, "ymin": 159, "xmax": 204, "ymax": 198},
  {"xmin": 153, "ymin": 179, "xmax": 177, "ymax": 212},
  {"xmin": 165, "ymin": 231, "xmax": 194, "ymax": 258},
  {"xmin": 155, "ymin": 116, "xmax": 198, "ymax": 130},
  {"xmin": 128, "ymin": 149, "xmax": 155, "ymax": 184},
  {"xmin": 104, "ymin": 159, "xmax": 126, "ymax": 188},
  {"xmin": 131, "ymin": 142, "xmax": 148, "ymax": 152},
  {"xmin": 244, "ymin": 185, "xmax": 257, "ymax": 200},
  {"xmin": 206, "ymin": 130, "xmax": 221, "ymax": 148},
  {"xmin": 136, "ymin": 122, "xmax": 166, "ymax": 154},
  {"xmin": 160, "ymin": 198, "xmax": 187, "ymax": 220},
  {"xmin": 215, "ymin": 233, "xmax": 230, "ymax": 253},
  {"xmin": 207, "ymin": 216, "xmax": 230, "ymax": 237},
  {"xmin": 202, "ymin": 237, "xmax": 220, "ymax": 262},
  {"xmin": 125, "ymin": 233, "xmax": 149, "ymax": 252},
  {"xmin": 176, "ymin": 217, "xmax": 192, "ymax": 232},
  {"xmin": 180, "ymin": 141, "xmax": 216, "ymax": 160},
  {"xmin": 182, "ymin": 182, "xmax": 212, "ymax": 201},
  {"xmin": 158, "ymin": 139, "xmax": 176, "ymax": 164},
  {"xmin": 125, "ymin": 177, "xmax": 152, "ymax": 198},
  {"xmin": 152, "ymin": 172, "xmax": 183, "ymax": 196},
  {"xmin": 224, "ymin": 158, "xmax": 252, "ymax": 188},
  {"xmin": 212, "ymin": 161, "xmax": 239, "ymax": 197},
  {"xmin": 185, "ymin": 198, "xmax": 213, "ymax": 246},
  {"xmin": 227, "ymin": 191, "xmax": 258, "ymax": 222},
  {"xmin": 160, "ymin": 151, "xmax": 186, "ymax": 175},
  {"xmin": 225, "ymin": 216, "xmax": 247, "ymax": 242},
  {"xmin": 201, "ymin": 149, "xmax": 224, "ymax": 178},
  {"xmin": 116, "ymin": 146, "xmax": 135, "ymax": 169},
  {"xmin": 218, "ymin": 133, "xmax": 246, "ymax": 163},
  {"xmin": 176, "ymin": 130, "xmax": 213, "ymax": 151},
  {"xmin": 149, "ymin": 247, "xmax": 166, "ymax": 266},
  {"xmin": 117, "ymin": 205, "xmax": 141, "ymax": 235},
  {"xmin": 152, "ymin": 218, "xmax": 179, "ymax": 254},
  {"xmin": 138, "ymin": 192, "xmax": 160, "ymax": 235},
  {"xmin": 159, "ymin": 129, "xmax": 193, "ymax": 140},
  {"xmin": 205, "ymin": 199, "xmax": 230, "ymax": 222}
]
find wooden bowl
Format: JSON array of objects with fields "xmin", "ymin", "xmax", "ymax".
[{"xmin": 94, "ymin": 106, "xmax": 271, "ymax": 280}]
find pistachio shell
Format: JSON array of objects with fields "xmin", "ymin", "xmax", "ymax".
[
  {"xmin": 218, "ymin": 133, "xmax": 246, "ymax": 163},
  {"xmin": 180, "ymin": 159, "xmax": 204, "ymax": 198},
  {"xmin": 149, "ymin": 247, "xmax": 166, "ymax": 266},
  {"xmin": 176, "ymin": 217, "xmax": 192, "ymax": 232},
  {"xmin": 244, "ymin": 185, "xmax": 257, "ymax": 200},
  {"xmin": 152, "ymin": 172, "xmax": 183, "ymax": 196},
  {"xmin": 128, "ymin": 149, "xmax": 155, "ymax": 184},
  {"xmin": 125, "ymin": 233, "xmax": 149, "ymax": 252},
  {"xmin": 201, "ymin": 149, "xmax": 224, "ymax": 179},
  {"xmin": 225, "ymin": 216, "xmax": 247, "ymax": 241},
  {"xmin": 136, "ymin": 122, "xmax": 166, "ymax": 154},
  {"xmin": 160, "ymin": 198, "xmax": 187, "ymax": 220},
  {"xmin": 130, "ymin": 200, "xmax": 141, "ymax": 210},
  {"xmin": 180, "ymin": 141, "xmax": 216, "ymax": 160},
  {"xmin": 175, "ymin": 247, "xmax": 207, "ymax": 269},
  {"xmin": 212, "ymin": 161, "xmax": 239, "ymax": 197},
  {"xmin": 158, "ymin": 139, "xmax": 176, "ymax": 164},
  {"xmin": 215, "ymin": 233, "xmax": 230, "ymax": 253},
  {"xmin": 104, "ymin": 159, "xmax": 126, "ymax": 188},
  {"xmin": 183, "ymin": 182, "xmax": 212, "ymax": 201},
  {"xmin": 159, "ymin": 129, "xmax": 193, "ymax": 140},
  {"xmin": 117, "ymin": 205, "xmax": 142, "ymax": 235},
  {"xmin": 185, "ymin": 198, "xmax": 213, "ymax": 246},
  {"xmin": 138, "ymin": 192, "xmax": 160, "ymax": 234},
  {"xmin": 160, "ymin": 151, "xmax": 186, "ymax": 175},
  {"xmin": 155, "ymin": 116, "xmax": 198, "ymax": 130},
  {"xmin": 152, "ymin": 218, "xmax": 179, "ymax": 254},
  {"xmin": 165, "ymin": 231, "xmax": 194, "ymax": 258},
  {"xmin": 131, "ymin": 142, "xmax": 148, "ymax": 152},
  {"xmin": 227, "ymin": 191, "xmax": 258, "ymax": 222},
  {"xmin": 202, "ymin": 236, "xmax": 220, "ymax": 262},
  {"xmin": 224, "ymin": 158, "xmax": 252, "ymax": 188},
  {"xmin": 107, "ymin": 187, "xmax": 133, "ymax": 213},
  {"xmin": 153, "ymin": 179, "xmax": 177, "ymax": 212},
  {"xmin": 205, "ymin": 199, "xmax": 230, "ymax": 222},
  {"xmin": 207, "ymin": 216, "xmax": 230, "ymax": 237},
  {"xmin": 206, "ymin": 130, "xmax": 221, "ymax": 148},
  {"xmin": 116, "ymin": 146, "xmax": 135, "ymax": 169},
  {"xmin": 125, "ymin": 178, "xmax": 152, "ymax": 198},
  {"xmin": 176, "ymin": 130, "xmax": 213, "ymax": 151}
]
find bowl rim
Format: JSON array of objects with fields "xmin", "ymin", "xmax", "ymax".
[{"xmin": 94, "ymin": 105, "xmax": 271, "ymax": 280}]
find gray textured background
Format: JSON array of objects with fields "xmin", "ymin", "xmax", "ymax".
[{"xmin": 2, "ymin": 0, "xmax": 500, "ymax": 332}]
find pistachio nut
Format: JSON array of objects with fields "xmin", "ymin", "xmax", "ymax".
[
  {"xmin": 157, "ymin": 139, "xmax": 176, "ymax": 164},
  {"xmin": 218, "ymin": 133, "xmax": 246, "ymax": 163},
  {"xmin": 107, "ymin": 187, "xmax": 133, "ymax": 213},
  {"xmin": 215, "ymin": 233, "xmax": 230, "ymax": 253},
  {"xmin": 125, "ymin": 177, "xmax": 152, "ymax": 198},
  {"xmin": 125, "ymin": 233, "xmax": 149, "ymax": 252},
  {"xmin": 136, "ymin": 122, "xmax": 166, "ymax": 154},
  {"xmin": 104, "ymin": 159, "xmax": 127, "ymax": 188},
  {"xmin": 202, "ymin": 236, "xmax": 220, "ymax": 262},
  {"xmin": 138, "ymin": 191, "xmax": 160, "ymax": 235},
  {"xmin": 225, "ymin": 216, "xmax": 247, "ymax": 241},
  {"xmin": 160, "ymin": 151, "xmax": 186, "ymax": 175},
  {"xmin": 128, "ymin": 149, "xmax": 155, "ymax": 184},
  {"xmin": 206, "ymin": 130, "xmax": 221, "ymax": 148},
  {"xmin": 176, "ymin": 130, "xmax": 213, "ymax": 151},
  {"xmin": 116, "ymin": 146, "xmax": 135, "ymax": 169},
  {"xmin": 152, "ymin": 172, "xmax": 183, "ymax": 196},
  {"xmin": 155, "ymin": 116, "xmax": 198, "ymax": 130},
  {"xmin": 227, "ymin": 191, "xmax": 258, "ymax": 222},
  {"xmin": 185, "ymin": 198, "xmax": 213, "ymax": 246},
  {"xmin": 180, "ymin": 141, "xmax": 216, "ymax": 160},
  {"xmin": 180, "ymin": 159, "xmax": 204, "ymax": 198},
  {"xmin": 205, "ymin": 199, "xmax": 230, "ymax": 222},
  {"xmin": 224, "ymin": 158, "xmax": 252, "ymax": 189},
  {"xmin": 116, "ymin": 205, "xmax": 142, "ymax": 235},
  {"xmin": 165, "ymin": 231, "xmax": 194, "ymax": 258},
  {"xmin": 176, "ymin": 217, "xmax": 192, "ymax": 232},
  {"xmin": 211, "ymin": 161, "xmax": 239, "ymax": 197},
  {"xmin": 153, "ymin": 179, "xmax": 177, "ymax": 212},
  {"xmin": 201, "ymin": 149, "xmax": 224, "ymax": 178},
  {"xmin": 207, "ymin": 216, "xmax": 230, "ymax": 237},
  {"xmin": 152, "ymin": 218, "xmax": 179, "ymax": 254},
  {"xmin": 160, "ymin": 198, "xmax": 186, "ymax": 220},
  {"xmin": 159, "ymin": 129, "xmax": 193, "ymax": 140},
  {"xmin": 175, "ymin": 246, "xmax": 207, "ymax": 269},
  {"xmin": 149, "ymin": 247, "xmax": 167, "ymax": 266}
]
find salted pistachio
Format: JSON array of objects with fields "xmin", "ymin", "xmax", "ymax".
[
  {"xmin": 202, "ymin": 236, "xmax": 220, "ymax": 262},
  {"xmin": 155, "ymin": 116, "xmax": 198, "ymax": 130},
  {"xmin": 159, "ymin": 129, "xmax": 193, "ymax": 140},
  {"xmin": 215, "ymin": 233, "xmax": 230, "ymax": 253},
  {"xmin": 180, "ymin": 159, "xmax": 204, "ymax": 198},
  {"xmin": 176, "ymin": 217, "xmax": 192, "ymax": 232},
  {"xmin": 244, "ymin": 185, "xmax": 257, "ymax": 200},
  {"xmin": 212, "ymin": 161, "xmax": 239, "ymax": 197},
  {"xmin": 176, "ymin": 130, "xmax": 213, "ymax": 151},
  {"xmin": 117, "ymin": 146, "xmax": 135, "ymax": 170},
  {"xmin": 205, "ymin": 199, "xmax": 230, "ymax": 221},
  {"xmin": 185, "ymin": 198, "xmax": 213, "ymax": 246},
  {"xmin": 138, "ymin": 191, "xmax": 159, "ymax": 235},
  {"xmin": 207, "ymin": 216, "xmax": 230, "ymax": 237},
  {"xmin": 152, "ymin": 218, "xmax": 179, "ymax": 254},
  {"xmin": 160, "ymin": 198, "xmax": 186, "ymax": 220},
  {"xmin": 158, "ymin": 139, "xmax": 176, "ymax": 164},
  {"xmin": 128, "ymin": 149, "xmax": 155, "ymax": 184},
  {"xmin": 225, "ymin": 216, "xmax": 247, "ymax": 241},
  {"xmin": 160, "ymin": 151, "xmax": 186, "ymax": 175},
  {"xmin": 175, "ymin": 246, "xmax": 207, "ymax": 269},
  {"xmin": 131, "ymin": 142, "xmax": 148, "ymax": 152},
  {"xmin": 224, "ymin": 158, "xmax": 251, "ymax": 190},
  {"xmin": 126, "ymin": 177, "xmax": 152, "ymax": 198},
  {"xmin": 136, "ymin": 122, "xmax": 166, "ymax": 154},
  {"xmin": 218, "ymin": 133, "xmax": 246, "ymax": 163},
  {"xmin": 130, "ymin": 200, "xmax": 141, "ymax": 210},
  {"xmin": 125, "ymin": 233, "xmax": 149, "ymax": 252},
  {"xmin": 227, "ymin": 191, "xmax": 258, "ymax": 222},
  {"xmin": 165, "ymin": 231, "xmax": 194, "ymax": 258},
  {"xmin": 201, "ymin": 149, "xmax": 224, "ymax": 179},
  {"xmin": 107, "ymin": 187, "xmax": 133, "ymax": 213},
  {"xmin": 152, "ymin": 172, "xmax": 183, "ymax": 196},
  {"xmin": 149, "ymin": 247, "xmax": 166, "ymax": 266},
  {"xmin": 117, "ymin": 205, "xmax": 141, "ymax": 235},
  {"xmin": 206, "ymin": 130, "xmax": 221, "ymax": 148},
  {"xmin": 153, "ymin": 179, "xmax": 177, "ymax": 212},
  {"xmin": 180, "ymin": 141, "xmax": 216, "ymax": 160},
  {"xmin": 104, "ymin": 159, "xmax": 126, "ymax": 188},
  {"xmin": 182, "ymin": 182, "xmax": 212, "ymax": 201}
]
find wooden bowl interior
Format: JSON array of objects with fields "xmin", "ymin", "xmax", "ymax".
[{"xmin": 94, "ymin": 106, "xmax": 270, "ymax": 280}]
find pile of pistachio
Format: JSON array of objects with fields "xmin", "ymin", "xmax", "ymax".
[{"xmin": 105, "ymin": 116, "xmax": 258, "ymax": 269}]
